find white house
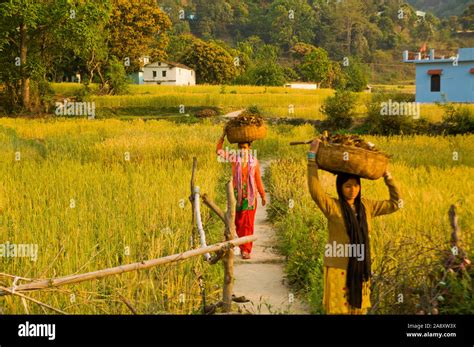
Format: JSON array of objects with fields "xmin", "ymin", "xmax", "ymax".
[
  {"xmin": 416, "ymin": 10, "xmax": 426, "ymax": 20},
  {"xmin": 284, "ymin": 82, "xmax": 320, "ymax": 90},
  {"xmin": 143, "ymin": 61, "xmax": 196, "ymax": 86}
]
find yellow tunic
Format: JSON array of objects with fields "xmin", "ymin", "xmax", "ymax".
[{"xmin": 322, "ymin": 266, "xmax": 371, "ymax": 314}]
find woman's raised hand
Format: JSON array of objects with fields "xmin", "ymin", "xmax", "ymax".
[
  {"xmin": 220, "ymin": 130, "xmax": 226, "ymax": 140},
  {"xmin": 309, "ymin": 138, "xmax": 322, "ymax": 153}
]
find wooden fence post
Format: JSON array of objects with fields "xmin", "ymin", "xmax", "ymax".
[{"xmin": 222, "ymin": 181, "xmax": 236, "ymax": 312}]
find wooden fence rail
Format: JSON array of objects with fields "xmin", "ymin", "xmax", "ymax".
[{"xmin": 0, "ymin": 235, "xmax": 256, "ymax": 297}]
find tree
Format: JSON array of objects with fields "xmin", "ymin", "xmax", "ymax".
[
  {"xmin": 343, "ymin": 57, "xmax": 369, "ymax": 92},
  {"xmin": 268, "ymin": 0, "xmax": 318, "ymax": 50},
  {"xmin": 297, "ymin": 47, "xmax": 332, "ymax": 85},
  {"xmin": 461, "ymin": 4, "xmax": 474, "ymax": 30},
  {"xmin": 234, "ymin": 44, "xmax": 286, "ymax": 86},
  {"xmin": 327, "ymin": 62, "xmax": 347, "ymax": 90},
  {"xmin": 248, "ymin": 62, "xmax": 286, "ymax": 86},
  {"xmin": 105, "ymin": 56, "xmax": 129, "ymax": 95},
  {"xmin": 290, "ymin": 42, "xmax": 317, "ymax": 60},
  {"xmin": 333, "ymin": 0, "xmax": 368, "ymax": 56},
  {"xmin": 0, "ymin": 0, "xmax": 111, "ymax": 112},
  {"xmin": 191, "ymin": 0, "xmax": 234, "ymax": 39},
  {"xmin": 180, "ymin": 39, "xmax": 238, "ymax": 84},
  {"xmin": 107, "ymin": 0, "xmax": 172, "ymax": 74},
  {"xmin": 167, "ymin": 34, "xmax": 199, "ymax": 62},
  {"xmin": 0, "ymin": 1, "xmax": 45, "ymax": 111}
]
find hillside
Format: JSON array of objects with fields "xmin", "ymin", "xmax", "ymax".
[{"xmin": 407, "ymin": 0, "xmax": 473, "ymax": 17}]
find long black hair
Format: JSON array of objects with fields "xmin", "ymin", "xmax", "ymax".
[{"xmin": 336, "ymin": 173, "xmax": 371, "ymax": 309}]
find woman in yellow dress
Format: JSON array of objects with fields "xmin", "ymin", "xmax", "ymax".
[{"xmin": 307, "ymin": 138, "xmax": 402, "ymax": 314}]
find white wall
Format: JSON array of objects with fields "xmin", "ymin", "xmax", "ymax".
[{"xmin": 143, "ymin": 62, "xmax": 196, "ymax": 86}]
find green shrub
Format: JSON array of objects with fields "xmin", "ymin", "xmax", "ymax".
[
  {"xmin": 439, "ymin": 103, "xmax": 474, "ymax": 134},
  {"xmin": 105, "ymin": 57, "xmax": 130, "ymax": 95},
  {"xmin": 246, "ymin": 105, "xmax": 262, "ymax": 115},
  {"xmin": 365, "ymin": 92, "xmax": 423, "ymax": 135},
  {"xmin": 320, "ymin": 90, "xmax": 356, "ymax": 129},
  {"xmin": 195, "ymin": 108, "xmax": 217, "ymax": 118}
]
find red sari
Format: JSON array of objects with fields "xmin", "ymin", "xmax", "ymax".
[{"xmin": 216, "ymin": 139, "xmax": 265, "ymax": 254}]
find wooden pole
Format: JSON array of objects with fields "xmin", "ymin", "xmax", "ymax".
[
  {"xmin": 189, "ymin": 157, "xmax": 198, "ymax": 248},
  {"xmin": 222, "ymin": 181, "xmax": 236, "ymax": 312},
  {"xmin": 0, "ymin": 236, "xmax": 257, "ymax": 297},
  {"xmin": 0, "ymin": 285, "xmax": 67, "ymax": 314},
  {"xmin": 202, "ymin": 193, "xmax": 226, "ymax": 223},
  {"xmin": 449, "ymin": 204, "xmax": 460, "ymax": 247},
  {"xmin": 194, "ymin": 186, "xmax": 211, "ymax": 261}
]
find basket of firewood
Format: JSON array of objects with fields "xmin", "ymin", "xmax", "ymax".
[
  {"xmin": 224, "ymin": 111, "xmax": 267, "ymax": 144},
  {"xmin": 291, "ymin": 132, "xmax": 390, "ymax": 180}
]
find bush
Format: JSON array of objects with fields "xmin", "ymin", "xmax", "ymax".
[
  {"xmin": 320, "ymin": 90, "xmax": 356, "ymax": 129},
  {"xmin": 364, "ymin": 92, "xmax": 423, "ymax": 135},
  {"xmin": 344, "ymin": 57, "xmax": 369, "ymax": 92},
  {"xmin": 105, "ymin": 57, "xmax": 129, "ymax": 95},
  {"xmin": 246, "ymin": 105, "xmax": 262, "ymax": 115},
  {"xmin": 195, "ymin": 108, "xmax": 217, "ymax": 118},
  {"xmin": 250, "ymin": 62, "xmax": 286, "ymax": 86},
  {"xmin": 439, "ymin": 103, "xmax": 474, "ymax": 134}
]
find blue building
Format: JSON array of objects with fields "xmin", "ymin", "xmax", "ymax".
[{"xmin": 403, "ymin": 48, "xmax": 474, "ymax": 103}]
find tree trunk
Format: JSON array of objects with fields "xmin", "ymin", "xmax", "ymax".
[
  {"xmin": 346, "ymin": 19, "xmax": 352, "ymax": 55},
  {"xmin": 20, "ymin": 22, "xmax": 30, "ymax": 110}
]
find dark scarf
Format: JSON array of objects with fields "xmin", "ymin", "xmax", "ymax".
[{"xmin": 336, "ymin": 174, "xmax": 371, "ymax": 309}]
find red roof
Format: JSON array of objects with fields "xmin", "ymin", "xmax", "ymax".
[{"xmin": 428, "ymin": 69, "xmax": 443, "ymax": 75}]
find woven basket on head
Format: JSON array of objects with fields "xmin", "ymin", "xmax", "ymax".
[
  {"xmin": 226, "ymin": 125, "xmax": 267, "ymax": 144},
  {"xmin": 316, "ymin": 143, "xmax": 389, "ymax": 180}
]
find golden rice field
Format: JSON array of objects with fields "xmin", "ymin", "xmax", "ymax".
[
  {"xmin": 0, "ymin": 116, "xmax": 472, "ymax": 314},
  {"xmin": 0, "ymin": 118, "xmax": 228, "ymax": 314},
  {"xmin": 50, "ymin": 83, "xmax": 474, "ymax": 122}
]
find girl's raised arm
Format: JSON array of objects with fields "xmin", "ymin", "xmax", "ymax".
[
  {"xmin": 369, "ymin": 171, "xmax": 402, "ymax": 217},
  {"xmin": 307, "ymin": 139, "xmax": 338, "ymax": 218},
  {"xmin": 216, "ymin": 133, "xmax": 230, "ymax": 161}
]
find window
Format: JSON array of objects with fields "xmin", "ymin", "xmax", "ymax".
[
  {"xmin": 431, "ymin": 75, "xmax": 441, "ymax": 92},
  {"xmin": 162, "ymin": 71, "xmax": 167, "ymax": 77},
  {"xmin": 153, "ymin": 71, "xmax": 157, "ymax": 78}
]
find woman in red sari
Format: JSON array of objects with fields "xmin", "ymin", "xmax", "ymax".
[{"xmin": 216, "ymin": 132, "xmax": 266, "ymax": 259}]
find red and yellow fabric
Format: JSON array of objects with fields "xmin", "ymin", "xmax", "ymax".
[{"xmin": 216, "ymin": 138, "xmax": 265, "ymax": 254}]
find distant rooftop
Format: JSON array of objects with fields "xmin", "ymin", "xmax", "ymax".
[
  {"xmin": 403, "ymin": 48, "xmax": 474, "ymax": 64},
  {"xmin": 145, "ymin": 61, "xmax": 194, "ymax": 70}
]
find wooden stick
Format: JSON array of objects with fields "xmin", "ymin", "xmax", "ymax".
[
  {"xmin": 448, "ymin": 204, "xmax": 466, "ymax": 259},
  {"xmin": 225, "ymin": 181, "xmax": 237, "ymax": 240},
  {"xmin": 194, "ymin": 186, "xmax": 211, "ymax": 261},
  {"xmin": 222, "ymin": 181, "xmax": 237, "ymax": 312},
  {"xmin": 289, "ymin": 140, "xmax": 313, "ymax": 146},
  {"xmin": 0, "ymin": 236, "xmax": 257, "ymax": 297},
  {"xmin": 448, "ymin": 204, "xmax": 459, "ymax": 247},
  {"xmin": 202, "ymin": 193, "xmax": 226, "ymax": 223},
  {"xmin": 189, "ymin": 157, "xmax": 198, "ymax": 248},
  {"xmin": 0, "ymin": 285, "xmax": 67, "ymax": 314},
  {"xmin": 117, "ymin": 292, "xmax": 138, "ymax": 315}
]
